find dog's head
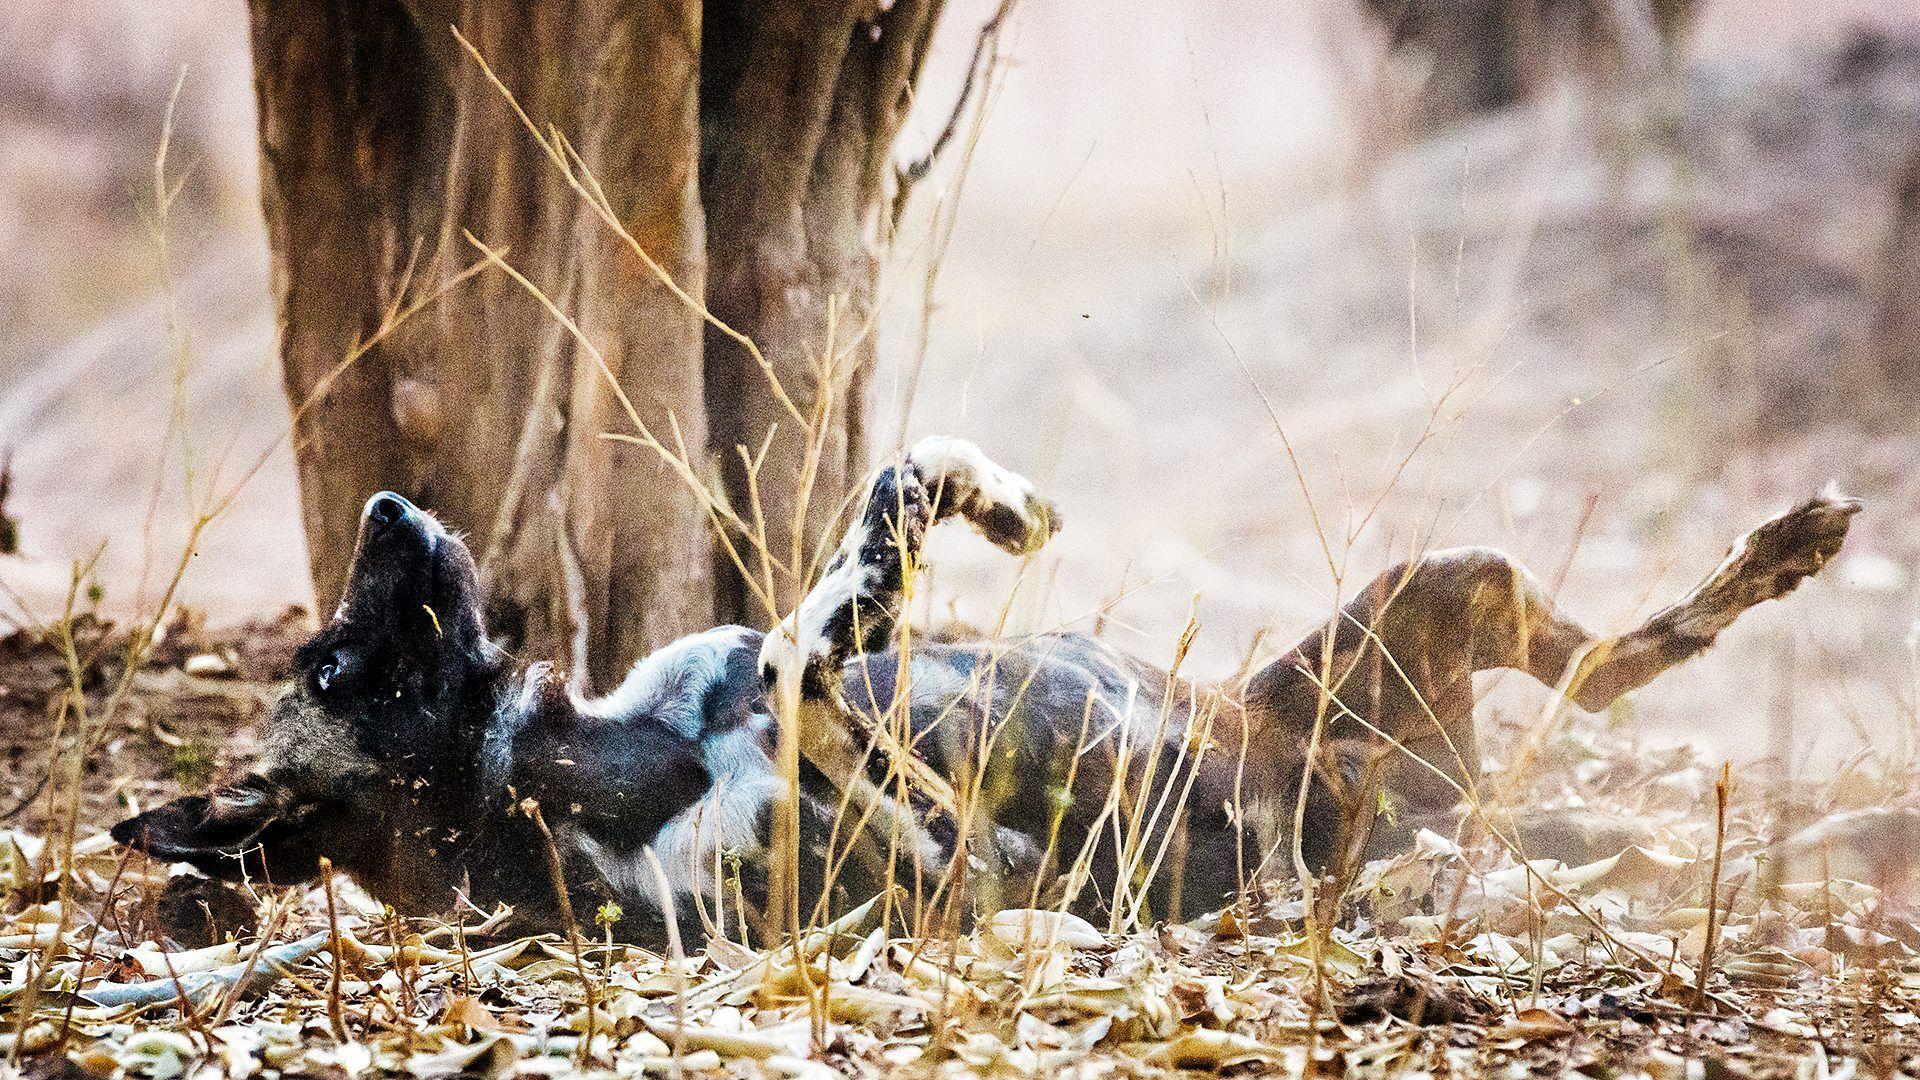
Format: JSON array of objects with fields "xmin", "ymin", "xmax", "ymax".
[{"xmin": 113, "ymin": 492, "xmax": 502, "ymax": 889}]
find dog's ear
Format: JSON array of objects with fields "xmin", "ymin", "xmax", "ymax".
[{"xmin": 111, "ymin": 780, "xmax": 303, "ymax": 883}]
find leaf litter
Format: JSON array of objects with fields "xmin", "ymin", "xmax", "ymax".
[{"xmin": 5, "ymin": 627, "xmax": 1920, "ymax": 1077}]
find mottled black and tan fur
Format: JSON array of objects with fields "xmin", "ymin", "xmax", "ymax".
[{"xmin": 114, "ymin": 439, "xmax": 1858, "ymax": 944}]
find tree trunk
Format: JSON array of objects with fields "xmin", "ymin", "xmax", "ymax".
[
  {"xmin": 250, "ymin": 0, "xmax": 947, "ymax": 684},
  {"xmin": 1871, "ymin": 151, "xmax": 1920, "ymax": 408},
  {"xmin": 699, "ymin": 0, "xmax": 940, "ymax": 623},
  {"xmin": 1362, "ymin": 0, "xmax": 1697, "ymax": 127}
]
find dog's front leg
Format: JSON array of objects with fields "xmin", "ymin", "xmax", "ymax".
[
  {"xmin": 757, "ymin": 438, "xmax": 1059, "ymax": 884},
  {"xmin": 760, "ymin": 437, "xmax": 1058, "ymax": 695}
]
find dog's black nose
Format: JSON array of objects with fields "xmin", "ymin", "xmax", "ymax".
[{"xmin": 364, "ymin": 491, "xmax": 413, "ymax": 531}]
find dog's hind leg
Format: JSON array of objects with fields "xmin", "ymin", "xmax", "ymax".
[
  {"xmin": 1557, "ymin": 490, "xmax": 1860, "ymax": 711},
  {"xmin": 1252, "ymin": 489, "xmax": 1860, "ymax": 756},
  {"xmin": 1244, "ymin": 490, "xmax": 1859, "ymax": 873}
]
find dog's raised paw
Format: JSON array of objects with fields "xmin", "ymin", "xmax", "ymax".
[
  {"xmin": 1706, "ymin": 486, "xmax": 1863, "ymax": 615},
  {"xmin": 1747, "ymin": 486, "xmax": 1863, "ymax": 587},
  {"xmin": 906, "ymin": 436, "xmax": 1061, "ymax": 556}
]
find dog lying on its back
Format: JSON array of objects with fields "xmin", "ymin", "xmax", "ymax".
[{"xmin": 114, "ymin": 438, "xmax": 1860, "ymax": 944}]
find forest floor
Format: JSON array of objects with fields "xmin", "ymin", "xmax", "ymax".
[
  {"xmin": 0, "ymin": 607, "xmax": 306, "ymax": 843},
  {"xmin": 4, "ymin": 612, "xmax": 1920, "ymax": 1077}
]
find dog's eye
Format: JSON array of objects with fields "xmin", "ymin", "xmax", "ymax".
[{"xmin": 312, "ymin": 660, "xmax": 340, "ymax": 695}]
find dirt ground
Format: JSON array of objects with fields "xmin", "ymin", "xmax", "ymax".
[
  {"xmin": 0, "ymin": 607, "xmax": 305, "ymax": 840},
  {"xmin": 8, "ymin": 599, "xmax": 1920, "ymax": 1078}
]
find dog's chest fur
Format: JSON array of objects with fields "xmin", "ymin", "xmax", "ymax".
[{"xmin": 461, "ymin": 626, "xmax": 1184, "ymax": 940}]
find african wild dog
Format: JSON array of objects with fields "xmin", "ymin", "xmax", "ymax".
[{"xmin": 114, "ymin": 438, "xmax": 1859, "ymax": 943}]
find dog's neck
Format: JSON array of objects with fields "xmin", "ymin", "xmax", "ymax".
[{"xmin": 475, "ymin": 660, "xmax": 568, "ymax": 806}]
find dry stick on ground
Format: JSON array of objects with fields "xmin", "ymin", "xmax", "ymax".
[
  {"xmin": 1107, "ymin": 607, "xmax": 1199, "ymax": 934},
  {"xmin": 11, "ymin": 576, "xmax": 93, "ymax": 1062},
  {"xmin": 641, "ymin": 849, "xmax": 691, "ymax": 1079},
  {"xmin": 385, "ymin": 907, "xmax": 418, "ymax": 1041},
  {"xmin": 209, "ymin": 898, "xmax": 295, "ymax": 1028},
  {"xmin": 1127, "ymin": 686, "xmax": 1223, "ymax": 928},
  {"xmin": 770, "ymin": 322, "xmax": 862, "ymax": 974},
  {"xmin": 526, "ymin": 801, "xmax": 599, "ymax": 1065},
  {"xmin": 56, "ymin": 844, "xmax": 133, "ymax": 1049},
  {"xmin": 320, "ymin": 857, "xmax": 349, "ymax": 1043},
  {"xmin": 1296, "ymin": 674, "xmax": 1338, "ymax": 1026},
  {"xmin": 161, "ymin": 947, "xmax": 212, "ymax": 1050},
  {"xmin": 680, "ymin": 799, "xmax": 724, "ymax": 945},
  {"xmin": 1696, "ymin": 763, "xmax": 1732, "ymax": 1011}
]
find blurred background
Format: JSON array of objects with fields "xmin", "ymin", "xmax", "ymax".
[{"xmin": 2, "ymin": 0, "xmax": 1917, "ymax": 768}]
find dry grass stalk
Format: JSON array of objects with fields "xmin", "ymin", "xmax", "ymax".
[
  {"xmin": 319, "ymin": 857, "xmax": 348, "ymax": 1043},
  {"xmin": 526, "ymin": 801, "xmax": 599, "ymax": 1063}
]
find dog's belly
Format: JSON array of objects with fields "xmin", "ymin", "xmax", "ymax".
[
  {"xmin": 567, "ymin": 631, "xmax": 1284, "ymax": 940},
  {"xmin": 848, "ymin": 634, "xmax": 1278, "ymax": 922}
]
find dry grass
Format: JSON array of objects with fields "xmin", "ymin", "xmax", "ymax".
[
  {"xmin": 4, "ymin": 665, "xmax": 1920, "ymax": 1076},
  {"xmin": 5, "ymin": 24, "xmax": 1920, "ymax": 1080}
]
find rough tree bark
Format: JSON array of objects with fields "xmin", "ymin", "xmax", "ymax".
[
  {"xmin": 699, "ymin": 0, "xmax": 942, "ymax": 623},
  {"xmin": 251, "ymin": 1, "xmax": 952, "ymax": 685}
]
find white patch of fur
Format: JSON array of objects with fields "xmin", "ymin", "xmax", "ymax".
[
  {"xmin": 583, "ymin": 625, "xmax": 759, "ymax": 737},
  {"xmin": 480, "ymin": 662, "xmax": 558, "ymax": 792},
  {"xmin": 648, "ymin": 739, "xmax": 782, "ymax": 892},
  {"xmin": 907, "ymin": 436, "xmax": 1040, "ymax": 529},
  {"xmin": 1078, "ymin": 674, "xmax": 1148, "ymax": 755},
  {"xmin": 516, "ymin": 662, "xmax": 555, "ymax": 714},
  {"xmin": 902, "ymin": 656, "xmax": 974, "ymax": 711},
  {"xmin": 574, "ymin": 727, "xmax": 782, "ymax": 909},
  {"xmin": 761, "ymin": 540, "xmax": 880, "ymax": 688},
  {"xmin": 521, "ymin": 625, "xmax": 784, "ymax": 912},
  {"xmin": 571, "ymin": 830, "xmax": 649, "ymax": 904}
]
